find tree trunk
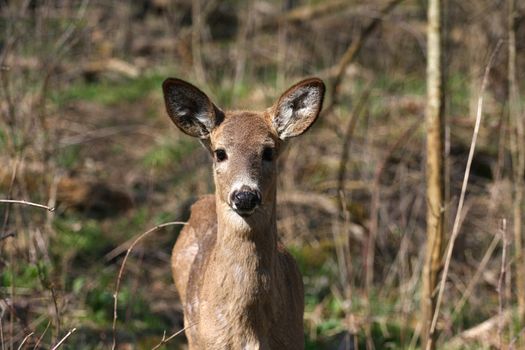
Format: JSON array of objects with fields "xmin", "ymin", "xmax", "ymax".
[
  {"xmin": 508, "ymin": 0, "xmax": 525, "ymax": 326},
  {"xmin": 421, "ymin": 0, "xmax": 444, "ymax": 348}
]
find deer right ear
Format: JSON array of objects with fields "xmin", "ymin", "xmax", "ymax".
[
  {"xmin": 271, "ymin": 78, "xmax": 325, "ymax": 140},
  {"xmin": 162, "ymin": 78, "xmax": 223, "ymax": 138}
]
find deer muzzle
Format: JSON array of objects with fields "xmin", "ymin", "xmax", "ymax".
[{"xmin": 230, "ymin": 186, "xmax": 262, "ymax": 216}]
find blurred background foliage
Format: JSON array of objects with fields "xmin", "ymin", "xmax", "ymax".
[{"xmin": 0, "ymin": 0, "xmax": 524, "ymax": 349}]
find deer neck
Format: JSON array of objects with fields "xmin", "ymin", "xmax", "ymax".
[
  {"xmin": 208, "ymin": 193, "xmax": 277, "ymax": 336},
  {"xmin": 215, "ymin": 191, "xmax": 277, "ymax": 266}
]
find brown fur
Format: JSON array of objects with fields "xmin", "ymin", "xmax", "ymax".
[{"xmin": 165, "ymin": 78, "xmax": 325, "ymax": 350}]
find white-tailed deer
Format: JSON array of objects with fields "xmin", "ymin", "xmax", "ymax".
[{"xmin": 163, "ymin": 77, "xmax": 325, "ymax": 349}]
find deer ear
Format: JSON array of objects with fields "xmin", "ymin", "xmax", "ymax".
[
  {"xmin": 162, "ymin": 78, "xmax": 224, "ymax": 138},
  {"xmin": 271, "ymin": 78, "xmax": 325, "ymax": 140}
]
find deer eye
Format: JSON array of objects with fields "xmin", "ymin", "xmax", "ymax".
[
  {"xmin": 262, "ymin": 147, "xmax": 274, "ymax": 162},
  {"xmin": 214, "ymin": 149, "xmax": 227, "ymax": 162}
]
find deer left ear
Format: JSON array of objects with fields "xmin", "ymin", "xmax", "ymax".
[{"xmin": 271, "ymin": 78, "xmax": 325, "ymax": 140}]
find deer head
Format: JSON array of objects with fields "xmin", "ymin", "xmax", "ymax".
[{"xmin": 162, "ymin": 78, "xmax": 325, "ymax": 218}]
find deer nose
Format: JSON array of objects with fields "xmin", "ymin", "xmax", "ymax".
[{"xmin": 230, "ymin": 186, "xmax": 262, "ymax": 215}]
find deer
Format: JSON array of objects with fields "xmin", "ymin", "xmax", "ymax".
[{"xmin": 162, "ymin": 77, "xmax": 325, "ymax": 350}]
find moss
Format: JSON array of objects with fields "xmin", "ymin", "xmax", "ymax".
[
  {"xmin": 142, "ymin": 138, "xmax": 198, "ymax": 170},
  {"xmin": 52, "ymin": 73, "xmax": 166, "ymax": 106}
]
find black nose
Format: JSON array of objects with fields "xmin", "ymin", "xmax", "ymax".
[{"xmin": 230, "ymin": 187, "xmax": 262, "ymax": 214}]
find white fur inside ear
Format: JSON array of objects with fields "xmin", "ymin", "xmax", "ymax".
[
  {"xmin": 163, "ymin": 81, "xmax": 217, "ymax": 137},
  {"xmin": 192, "ymin": 110, "xmax": 214, "ymax": 137},
  {"xmin": 274, "ymin": 86, "xmax": 322, "ymax": 139}
]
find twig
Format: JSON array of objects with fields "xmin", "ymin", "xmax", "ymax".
[
  {"xmin": 280, "ymin": 0, "xmax": 349, "ymax": 23},
  {"xmin": 327, "ymin": 0, "xmax": 404, "ymax": 112},
  {"xmin": 3, "ymin": 156, "xmax": 20, "ymax": 350},
  {"xmin": 16, "ymin": 331, "xmax": 34, "ymax": 350},
  {"xmin": 0, "ymin": 316, "xmax": 4, "ymax": 350},
  {"xmin": 111, "ymin": 221, "xmax": 186, "ymax": 350},
  {"xmin": 32, "ymin": 320, "xmax": 51, "ymax": 350},
  {"xmin": 50, "ymin": 328, "xmax": 76, "ymax": 350},
  {"xmin": 445, "ymin": 310, "xmax": 512, "ymax": 348},
  {"xmin": 53, "ymin": 0, "xmax": 89, "ymax": 54},
  {"xmin": 334, "ymin": 191, "xmax": 352, "ymax": 302},
  {"xmin": 336, "ymin": 86, "xmax": 372, "ymax": 199},
  {"xmin": 58, "ymin": 124, "xmax": 154, "ymax": 148},
  {"xmin": 428, "ymin": 39, "xmax": 503, "ymax": 338},
  {"xmin": 498, "ymin": 219, "xmax": 508, "ymax": 350},
  {"xmin": 36, "ymin": 262, "xmax": 61, "ymax": 338},
  {"xmin": 0, "ymin": 157, "xmax": 19, "ymax": 350},
  {"xmin": 1, "ymin": 156, "xmax": 19, "ymax": 248},
  {"xmin": 0, "ymin": 199, "xmax": 55, "ymax": 212},
  {"xmin": 105, "ymin": 216, "xmax": 185, "ymax": 260},
  {"xmin": 191, "ymin": 0, "xmax": 219, "ymax": 83},
  {"xmin": 364, "ymin": 118, "xmax": 420, "ymax": 348},
  {"xmin": 279, "ymin": 191, "xmax": 338, "ymax": 215},
  {"xmin": 151, "ymin": 325, "xmax": 193, "ymax": 350},
  {"xmin": 451, "ymin": 233, "xmax": 500, "ymax": 318}
]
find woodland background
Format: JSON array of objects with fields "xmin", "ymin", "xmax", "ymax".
[{"xmin": 1, "ymin": 0, "xmax": 525, "ymax": 349}]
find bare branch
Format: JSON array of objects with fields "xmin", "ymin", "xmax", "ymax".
[
  {"xmin": 16, "ymin": 332, "xmax": 34, "ymax": 350},
  {"xmin": 111, "ymin": 221, "xmax": 187, "ymax": 350},
  {"xmin": 497, "ymin": 219, "xmax": 508, "ymax": 350},
  {"xmin": 151, "ymin": 325, "xmax": 194, "ymax": 350},
  {"xmin": 32, "ymin": 320, "xmax": 51, "ymax": 350},
  {"xmin": 50, "ymin": 328, "xmax": 76, "ymax": 350},
  {"xmin": 0, "ymin": 316, "xmax": 5, "ymax": 350},
  {"xmin": 0, "ymin": 199, "xmax": 55, "ymax": 212},
  {"xmin": 326, "ymin": 0, "xmax": 404, "ymax": 113},
  {"xmin": 280, "ymin": 0, "xmax": 349, "ymax": 23},
  {"xmin": 336, "ymin": 86, "xmax": 372, "ymax": 198},
  {"xmin": 451, "ymin": 233, "xmax": 500, "ymax": 318},
  {"xmin": 429, "ymin": 39, "xmax": 504, "ymax": 340}
]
